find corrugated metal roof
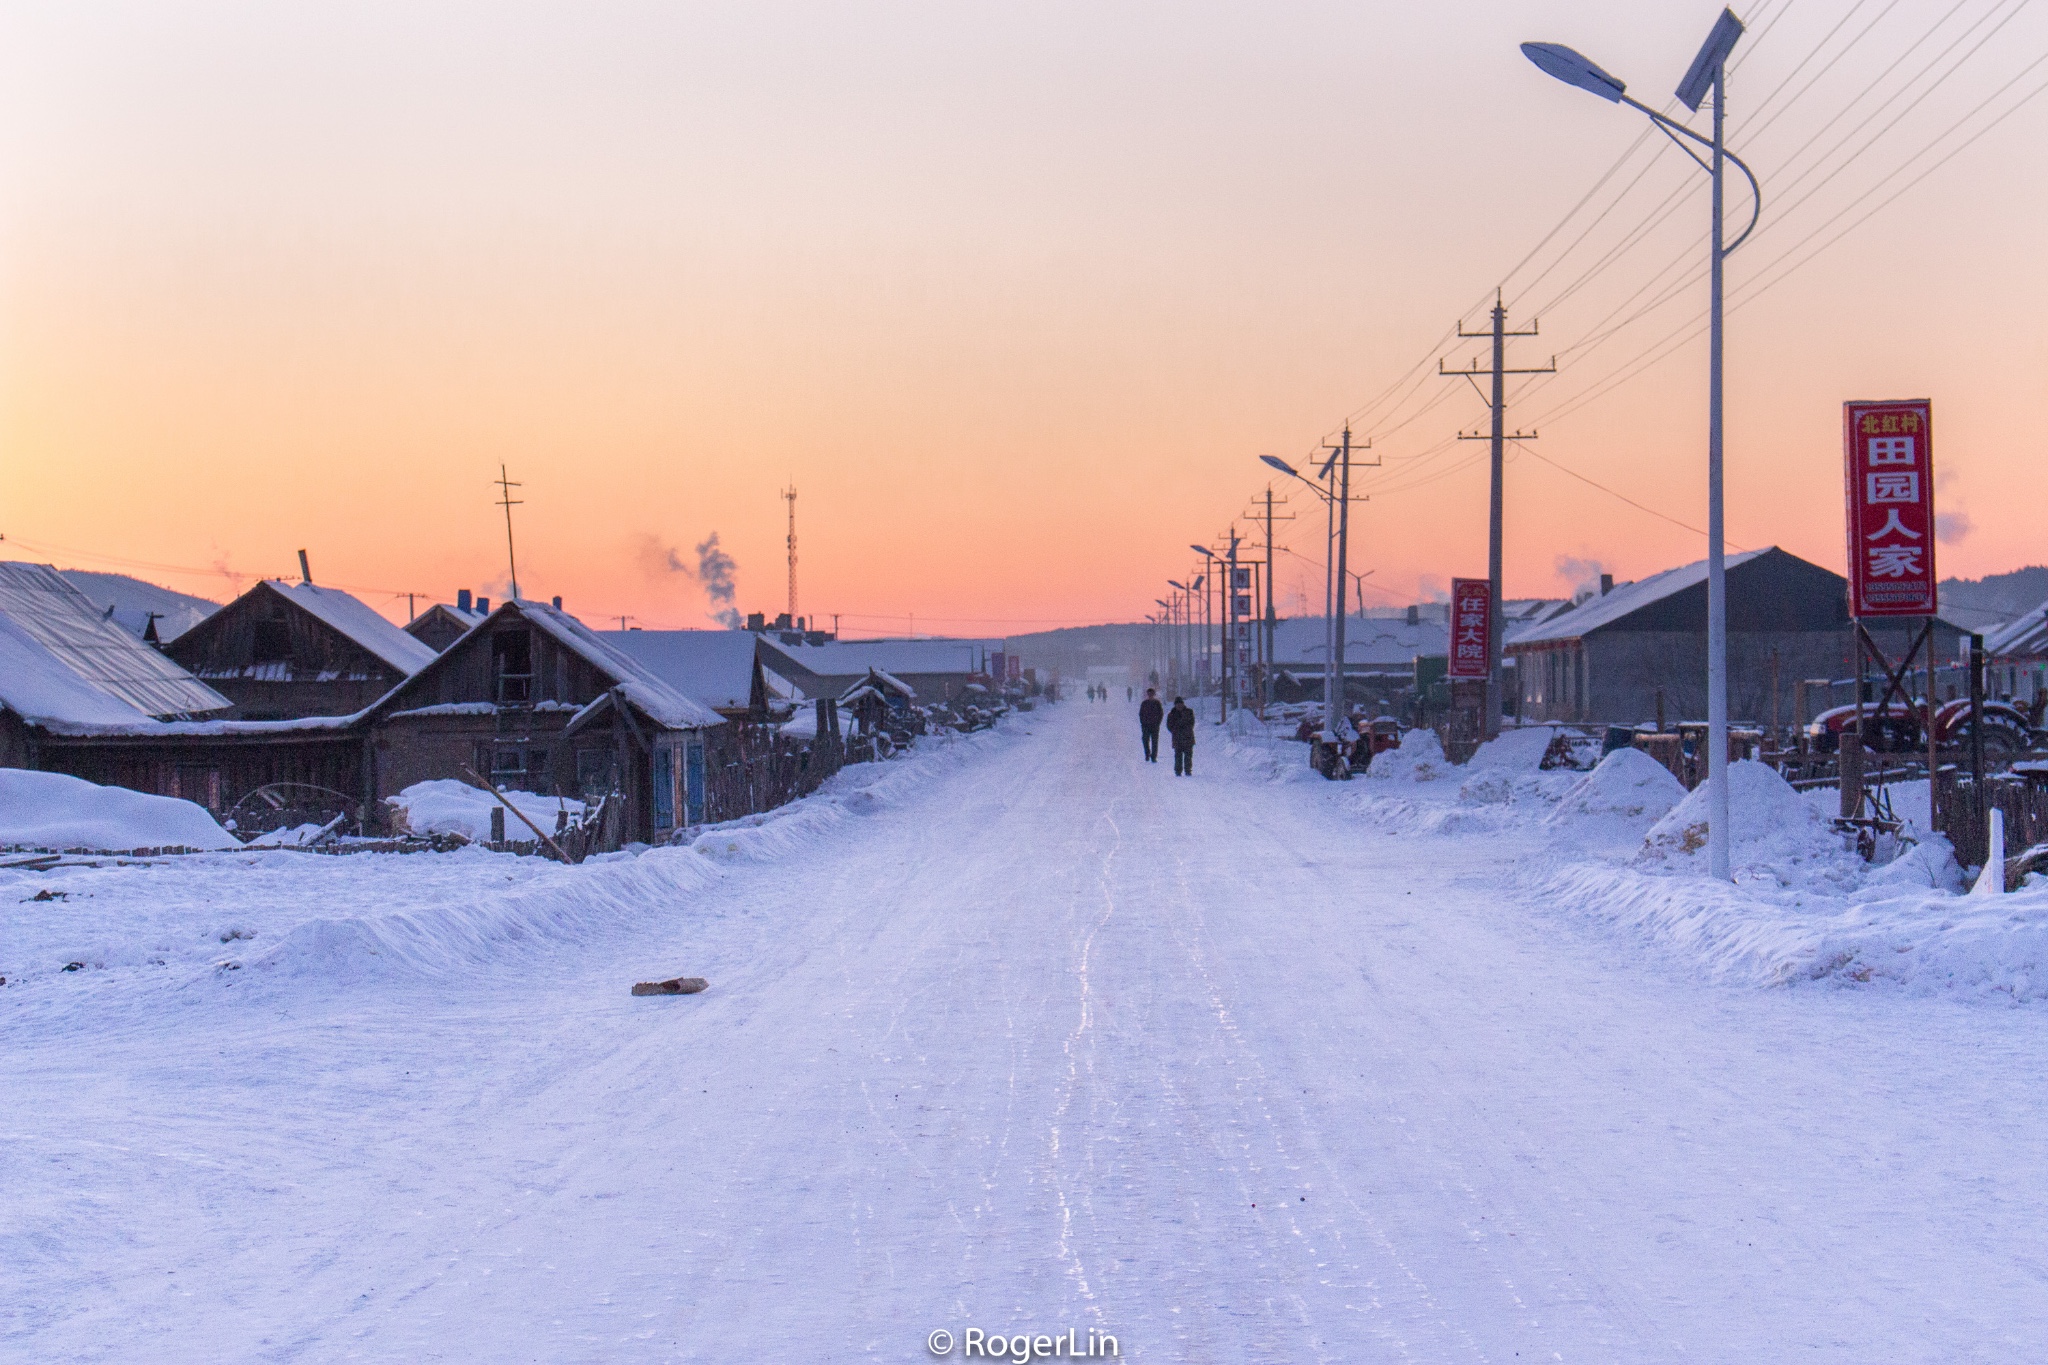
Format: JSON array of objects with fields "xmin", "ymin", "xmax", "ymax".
[
  {"xmin": 1505, "ymin": 549, "xmax": 1774, "ymax": 647},
  {"xmin": 1986, "ymin": 597, "xmax": 2048, "ymax": 659},
  {"xmin": 0, "ymin": 562, "xmax": 231, "ymax": 719},
  {"xmin": 0, "ymin": 610, "xmax": 156, "ymax": 728},
  {"xmin": 758, "ymin": 637, "xmax": 997, "ymax": 679}
]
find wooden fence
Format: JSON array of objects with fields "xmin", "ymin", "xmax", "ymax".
[
  {"xmin": 1935, "ymin": 771, "xmax": 2048, "ymax": 869},
  {"xmin": 703, "ymin": 703, "xmax": 848, "ymax": 824}
]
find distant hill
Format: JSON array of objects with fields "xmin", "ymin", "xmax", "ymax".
[
  {"xmin": 57, "ymin": 569, "xmax": 221, "ymax": 642},
  {"xmin": 1939, "ymin": 566, "xmax": 2048, "ymax": 633}
]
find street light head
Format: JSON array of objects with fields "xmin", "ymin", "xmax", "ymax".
[
  {"xmin": 1168, "ymin": 580, "xmax": 1186, "ymax": 591},
  {"xmin": 1521, "ymin": 41, "xmax": 1626, "ymax": 102},
  {"xmin": 1675, "ymin": 8, "xmax": 1744, "ymax": 112},
  {"xmin": 1190, "ymin": 544, "xmax": 1212, "ymax": 558},
  {"xmin": 1259, "ymin": 454, "xmax": 1298, "ymax": 477}
]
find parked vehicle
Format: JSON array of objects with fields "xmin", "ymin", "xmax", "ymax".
[{"xmin": 1805, "ymin": 697, "xmax": 2036, "ymax": 756}]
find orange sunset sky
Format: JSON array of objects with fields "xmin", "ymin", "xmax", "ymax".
[{"xmin": 3, "ymin": 1, "xmax": 2046, "ymax": 635}]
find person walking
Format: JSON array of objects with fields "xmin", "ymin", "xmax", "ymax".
[
  {"xmin": 1166, "ymin": 695, "xmax": 1196, "ymax": 776},
  {"xmin": 1138, "ymin": 688, "xmax": 1164, "ymax": 762}
]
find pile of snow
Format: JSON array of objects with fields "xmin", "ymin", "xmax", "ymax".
[
  {"xmin": 1465, "ymin": 725, "xmax": 1559, "ymax": 771},
  {"xmin": 1546, "ymin": 748, "xmax": 1688, "ymax": 840},
  {"xmin": 385, "ymin": 779, "xmax": 583, "ymax": 843},
  {"xmin": 0, "ymin": 769, "xmax": 239, "ymax": 851},
  {"xmin": 1366, "ymin": 729, "xmax": 1448, "ymax": 783},
  {"xmin": 1639, "ymin": 759, "xmax": 1850, "ymax": 878}
]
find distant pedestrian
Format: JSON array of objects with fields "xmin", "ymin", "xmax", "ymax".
[
  {"xmin": 1166, "ymin": 696, "xmax": 1196, "ymax": 775},
  {"xmin": 1138, "ymin": 688, "xmax": 1163, "ymax": 762}
]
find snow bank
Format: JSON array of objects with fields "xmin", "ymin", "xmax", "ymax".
[
  {"xmin": 0, "ymin": 715, "xmax": 1032, "ymax": 997},
  {"xmin": 0, "ymin": 769, "xmax": 238, "ymax": 851},
  {"xmin": 1465, "ymin": 726, "xmax": 1559, "ymax": 771},
  {"xmin": 386, "ymin": 779, "xmax": 583, "ymax": 842},
  {"xmin": 1540, "ymin": 847, "xmax": 2048, "ymax": 1002},
  {"xmin": 1639, "ymin": 759, "xmax": 1852, "ymax": 880},
  {"xmin": 1366, "ymin": 730, "xmax": 1448, "ymax": 783},
  {"xmin": 1545, "ymin": 748, "xmax": 1687, "ymax": 842}
]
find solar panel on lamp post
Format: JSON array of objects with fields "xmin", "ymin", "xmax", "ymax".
[{"xmin": 1521, "ymin": 8, "xmax": 1759, "ymax": 882}]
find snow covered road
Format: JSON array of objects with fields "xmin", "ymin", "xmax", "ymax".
[{"xmin": 7, "ymin": 701, "xmax": 2048, "ymax": 1362}]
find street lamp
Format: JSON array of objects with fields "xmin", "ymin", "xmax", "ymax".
[
  {"xmin": 1522, "ymin": 8, "xmax": 1759, "ymax": 881},
  {"xmin": 1261, "ymin": 454, "xmax": 1342, "ymax": 742},
  {"xmin": 1154, "ymin": 598, "xmax": 1173, "ymax": 688}
]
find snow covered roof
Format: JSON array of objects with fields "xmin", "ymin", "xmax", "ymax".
[
  {"xmin": 1507, "ymin": 549, "xmax": 1775, "ymax": 647},
  {"xmin": 759, "ymin": 636, "xmax": 996, "ymax": 680},
  {"xmin": 1986, "ymin": 597, "xmax": 2048, "ymax": 659},
  {"xmin": 58, "ymin": 569, "xmax": 219, "ymax": 643},
  {"xmin": 514, "ymin": 603, "xmax": 725, "ymax": 731},
  {"xmin": 837, "ymin": 668, "xmax": 916, "ymax": 703},
  {"xmin": 604, "ymin": 629, "xmax": 762, "ymax": 713},
  {"xmin": 273, "ymin": 582, "xmax": 438, "ymax": 675},
  {"xmin": 1269, "ymin": 614, "xmax": 1449, "ymax": 669},
  {"xmin": 0, "ymin": 610, "xmax": 157, "ymax": 728},
  {"xmin": 0, "ymin": 562, "xmax": 232, "ymax": 719}
]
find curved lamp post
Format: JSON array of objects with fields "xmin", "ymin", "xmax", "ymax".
[
  {"xmin": 1522, "ymin": 8, "xmax": 1760, "ymax": 881},
  {"xmin": 1262, "ymin": 454, "xmax": 1345, "ymax": 740}
]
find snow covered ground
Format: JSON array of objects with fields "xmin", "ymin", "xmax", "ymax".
[{"xmin": 5, "ymin": 704, "xmax": 2047, "ymax": 1362}]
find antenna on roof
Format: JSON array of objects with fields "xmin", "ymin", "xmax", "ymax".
[
  {"xmin": 782, "ymin": 484, "xmax": 798, "ymax": 623},
  {"xmin": 297, "ymin": 549, "xmax": 312, "ymax": 584},
  {"xmin": 495, "ymin": 465, "xmax": 524, "ymax": 602}
]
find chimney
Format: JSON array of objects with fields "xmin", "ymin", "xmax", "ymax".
[
  {"xmin": 458, "ymin": 588, "xmax": 472, "ymax": 612},
  {"xmin": 477, "ymin": 597, "xmax": 490, "ymax": 615},
  {"xmin": 297, "ymin": 549, "xmax": 312, "ymax": 584},
  {"xmin": 1599, "ymin": 573, "xmax": 1614, "ymax": 596},
  {"xmin": 1405, "ymin": 604, "xmax": 1420, "ymax": 626},
  {"xmin": 551, "ymin": 595, "xmax": 563, "ymax": 610}
]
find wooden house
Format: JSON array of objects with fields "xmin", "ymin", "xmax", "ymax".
[
  {"xmin": 167, "ymin": 578, "xmax": 438, "ymax": 720},
  {"xmin": 367, "ymin": 600, "xmax": 725, "ymax": 843},
  {"xmin": 404, "ymin": 590, "xmax": 489, "ymax": 653}
]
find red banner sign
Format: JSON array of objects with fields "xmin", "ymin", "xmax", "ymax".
[
  {"xmin": 1448, "ymin": 577, "xmax": 1492, "ymax": 679},
  {"xmin": 1842, "ymin": 400, "xmax": 1936, "ymax": 618}
]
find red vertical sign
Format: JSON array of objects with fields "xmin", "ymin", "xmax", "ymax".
[
  {"xmin": 1843, "ymin": 400, "xmax": 1936, "ymax": 618},
  {"xmin": 1448, "ymin": 577, "xmax": 1492, "ymax": 679}
]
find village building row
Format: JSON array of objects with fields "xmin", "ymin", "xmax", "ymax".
[{"xmin": 1, "ymin": 564, "xmax": 1000, "ymax": 846}]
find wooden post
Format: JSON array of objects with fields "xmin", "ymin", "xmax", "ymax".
[
  {"xmin": 461, "ymin": 764, "xmax": 574, "ymax": 863},
  {"xmin": 1927, "ymin": 628, "xmax": 1941, "ymax": 829},
  {"xmin": 1840, "ymin": 722, "xmax": 1864, "ymax": 820},
  {"xmin": 1770, "ymin": 647, "xmax": 1781, "ymax": 748}
]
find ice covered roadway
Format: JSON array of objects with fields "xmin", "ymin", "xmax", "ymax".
[{"xmin": 6, "ymin": 707, "xmax": 2048, "ymax": 1361}]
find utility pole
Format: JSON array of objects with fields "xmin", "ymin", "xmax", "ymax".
[
  {"xmin": 1319, "ymin": 426, "xmax": 1377, "ymax": 735},
  {"xmin": 782, "ymin": 485, "xmax": 799, "ymax": 624},
  {"xmin": 1442, "ymin": 293, "xmax": 1552, "ymax": 736},
  {"xmin": 495, "ymin": 465, "xmax": 524, "ymax": 602},
  {"xmin": 1244, "ymin": 487, "xmax": 1297, "ymax": 715}
]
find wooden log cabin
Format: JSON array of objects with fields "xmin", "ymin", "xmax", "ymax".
[
  {"xmin": 367, "ymin": 600, "xmax": 726, "ymax": 843},
  {"xmin": 166, "ymin": 576, "xmax": 438, "ymax": 719}
]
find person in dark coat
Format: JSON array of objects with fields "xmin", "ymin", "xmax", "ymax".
[
  {"xmin": 1138, "ymin": 688, "xmax": 1164, "ymax": 762},
  {"xmin": 1166, "ymin": 696, "xmax": 1196, "ymax": 775}
]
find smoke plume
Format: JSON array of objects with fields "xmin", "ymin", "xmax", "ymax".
[{"xmin": 696, "ymin": 533, "xmax": 741, "ymax": 628}]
